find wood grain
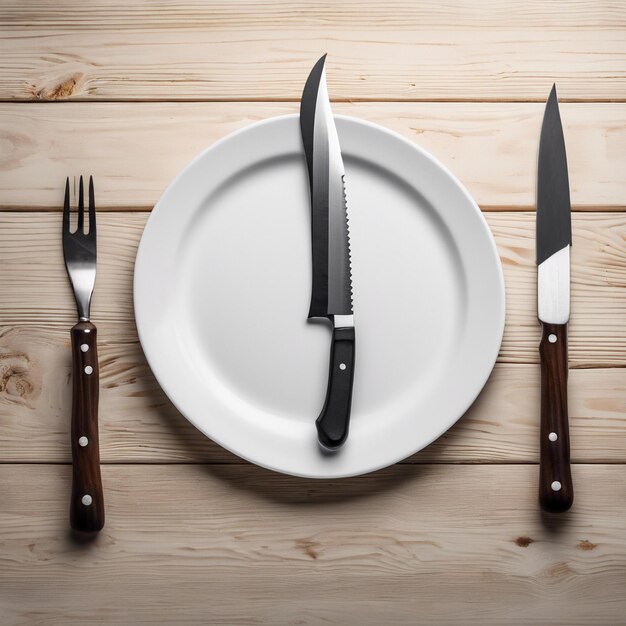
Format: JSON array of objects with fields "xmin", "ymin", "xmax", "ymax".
[
  {"xmin": 1, "ymin": 2, "xmax": 624, "ymax": 624},
  {"xmin": 0, "ymin": 212, "xmax": 624, "ymax": 365},
  {"xmin": 0, "ymin": 102, "xmax": 625, "ymax": 210},
  {"xmin": 1, "ymin": 1, "xmax": 625, "ymax": 101},
  {"xmin": 0, "ymin": 323, "xmax": 625, "ymax": 463},
  {"xmin": 1, "ymin": 464, "xmax": 625, "ymax": 625},
  {"xmin": 0, "ymin": 210, "xmax": 624, "ymax": 463}
]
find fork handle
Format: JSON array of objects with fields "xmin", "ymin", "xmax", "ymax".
[{"xmin": 70, "ymin": 321, "xmax": 104, "ymax": 532}]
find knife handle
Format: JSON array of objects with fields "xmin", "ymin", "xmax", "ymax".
[
  {"xmin": 316, "ymin": 325, "xmax": 355, "ymax": 450},
  {"xmin": 69, "ymin": 321, "xmax": 104, "ymax": 532},
  {"xmin": 539, "ymin": 322, "xmax": 573, "ymax": 513}
]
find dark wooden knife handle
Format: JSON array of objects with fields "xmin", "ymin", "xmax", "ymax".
[
  {"xmin": 69, "ymin": 321, "xmax": 104, "ymax": 532},
  {"xmin": 539, "ymin": 322, "xmax": 573, "ymax": 513},
  {"xmin": 316, "ymin": 326, "xmax": 355, "ymax": 450}
]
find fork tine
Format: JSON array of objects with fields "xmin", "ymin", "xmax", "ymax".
[
  {"xmin": 63, "ymin": 177, "xmax": 70, "ymax": 233},
  {"xmin": 88, "ymin": 176, "xmax": 96, "ymax": 236},
  {"xmin": 77, "ymin": 175, "xmax": 84, "ymax": 233}
]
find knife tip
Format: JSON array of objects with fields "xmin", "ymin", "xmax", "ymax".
[{"xmin": 548, "ymin": 82, "xmax": 558, "ymax": 102}]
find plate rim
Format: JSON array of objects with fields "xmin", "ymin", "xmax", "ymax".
[{"xmin": 134, "ymin": 114, "xmax": 505, "ymax": 478}]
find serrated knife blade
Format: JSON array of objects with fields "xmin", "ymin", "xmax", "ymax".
[
  {"xmin": 300, "ymin": 55, "xmax": 355, "ymax": 450},
  {"xmin": 536, "ymin": 84, "xmax": 573, "ymax": 513},
  {"xmin": 301, "ymin": 55, "xmax": 353, "ymax": 318}
]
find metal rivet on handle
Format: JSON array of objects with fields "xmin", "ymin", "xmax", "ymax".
[
  {"xmin": 549, "ymin": 432, "xmax": 558, "ymax": 442},
  {"xmin": 81, "ymin": 494, "xmax": 93, "ymax": 506},
  {"xmin": 84, "ymin": 365, "xmax": 93, "ymax": 375},
  {"xmin": 78, "ymin": 436, "xmax": 88, "ymax": 447},
  {"xmin": 548, "ymin": 334, "xmax": 557, "ymax": 343},
  {"xmin": 551, "ymin": 481, "xmax": 562, "ymax": 492},
  {"xmin": 80, "ymin": 344, "xmax": 89, "ymax": 352},
  {"xmin": 339, "ymin": 363, "xmax": 347, "ymax": 371}
]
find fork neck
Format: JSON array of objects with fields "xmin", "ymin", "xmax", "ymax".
[{"xmin": 76, "ymin": 299, "xmax": 91, "ymax": 322}]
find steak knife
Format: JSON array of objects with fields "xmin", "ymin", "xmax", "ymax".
[
  {"xmin": 536, "ymin": 85, "xmax": 574, "ymax": 513},
  {"xmin": 300, "ymin": 56, "xmax": 355, "ymax": 450}
]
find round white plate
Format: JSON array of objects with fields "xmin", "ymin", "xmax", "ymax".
[{"xmin": 134, "ymin": 115, "xmax": 504, "ymax": 478}]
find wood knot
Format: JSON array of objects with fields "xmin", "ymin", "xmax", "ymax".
[
  {"xmin": 0, "ymin": 352, "xmax": 38, "ymax": 403},
  {"xmin": 545, "ymin": 561, "xmax": 574, "ymax": 578},
  {"xmin": 515, "ymin": 536, "xmax": 534, "ymax": 547},
  {"xmin": 295, "ymin": 538, "xmax": 320, "ymax": 560},
  {"xmin": 33, "ymin": 73, "xmax": 84, "ymax": 100},
  {"xmin": 577, "ymin": 539, "xmax": 597, "ymax": 551}
]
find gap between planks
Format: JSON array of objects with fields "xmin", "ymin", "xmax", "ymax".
[
  {"xmin": 3, "ymin": 205, "xmax": 626, "ymax": 213},
  {"xmin": 1, "ymin": 460, "xmax": 626, "ymax": 466},
  {"xmin": 2, "ymin": 98, "xmax": 626, "ymax": 104}
]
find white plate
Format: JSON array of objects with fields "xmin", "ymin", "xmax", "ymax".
[{"xmin": 134, "ymin": 115, "xmax": 504, "ymax": 478}]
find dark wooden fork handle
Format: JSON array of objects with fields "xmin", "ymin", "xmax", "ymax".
[
  {"xmin": 539, "ymin": 322, "xmax": 573, "ymax": 513},
  {"xmin": 70, "ymin": 321, "xmax": 104, "ymax": 532}
]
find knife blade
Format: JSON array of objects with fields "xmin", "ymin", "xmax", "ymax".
[
  {"xmin": 300, "ymin": 55, "xmax": 355, "ymax": 449},
  {"xmin": 536, "ymin": 84, "xmax": 573, "ymax": 513}
]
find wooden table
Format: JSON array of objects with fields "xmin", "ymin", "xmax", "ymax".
[{"xmin": 1, "ymin": 2, "xmax": 625, "ymax": 624}]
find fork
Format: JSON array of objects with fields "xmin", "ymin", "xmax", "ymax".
[{"xmin": 63, "ymin": 176, "xmax": 104, "ymax": 532}]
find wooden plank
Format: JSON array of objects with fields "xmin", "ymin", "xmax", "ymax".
[
  {"xmin": 5, "ymin": 0, "xmax": 626, "ymax": 29},
  {"xmin": 1, "ymin": 1, "xmax": 625, "ymax": 101},
  {"xmin": 1, "ymin": 464, "xmax": 625, "ymax": 625},
  {"xmin": 1, "ymin": 102, "xmax": 625, "ymax": 210},
  {"xmin": 0, "ymin": 212, "xmax": 624, "ymax": 366},
  {"xmin": 492, "ymin": 212, "xmax": 626, "ymax": 366},
  {"xmin": 0, "ymin": 211, "xmax": 624, "ymax": 463},
  {"xmin": 1, "ymin": 324, "xmax": 624, "ymax": 462}
]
